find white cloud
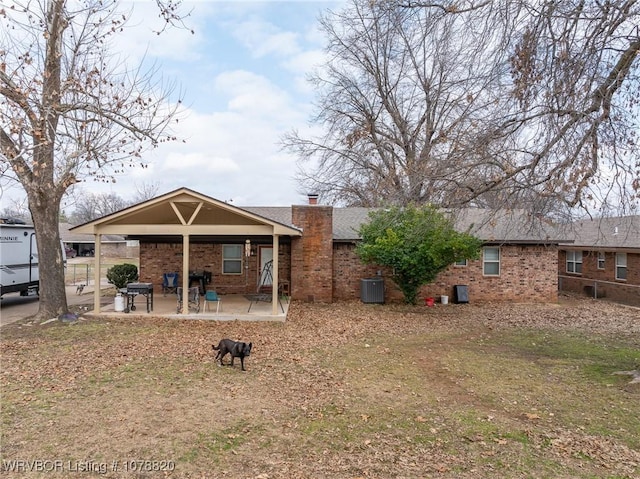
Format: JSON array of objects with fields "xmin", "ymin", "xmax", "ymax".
[
  {"xmin": 163, "ymin": 153, "xmax": 240, "ymax": 172},
  {"xmin": 283, "ymin": 49, "xmax": 326, "ymax": 74},
  {"xmin": 231, "ymin": 18, "xmax": 301, "ymax": 58},
  {"xmin": 103, "ymin": 67, "xmax": 309, "ymax": 205},
  {"xmin": 5, "ymin": 1, "xmax": 334, "ymax": 209},
  {"xmin": 111, "ymin": 2, "xmax": 210, "ymax": 65},
  {"xmin": 214, "ymin": 70, "xmax": 293, "ymax": 119},
  {"xmin": 282, "ymin": 49, "xmax": 327, "ymax": 95}
]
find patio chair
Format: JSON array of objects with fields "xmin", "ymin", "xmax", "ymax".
[
  {"xmin": 177, "ymin": 286, "xmax": 200, "ymax": 313},
  {"xmin": 162, "ymin": 272, "xmax": 179, "ymax": 296},
  {"xmin": 204, "ymin": 290, "xmax": 221, "ymax": 313}
]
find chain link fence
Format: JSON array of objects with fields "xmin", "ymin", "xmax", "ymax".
[{"xmin": 65, "ymin": 260, "xmax": 139, "ymax": 287}]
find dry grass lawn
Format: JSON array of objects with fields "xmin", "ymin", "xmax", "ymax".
[{"xmin": 1, "ymin": 295, "xmax": 639, "ymax": 478}]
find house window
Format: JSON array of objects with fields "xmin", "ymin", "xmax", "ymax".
[
  {"xmin": 566, "ymin": 251, "xmax": 582, "ymax": 274},
  {"xmin": 483, "ymin": 247, "xmax": 500, "ymax": 276},
  {"xmin": 222, "ymin": 244, "xmax": 243, "ymax": 274},
  {"xmin": 615, "ymin": 253, "xmax": 627, "ymax": 280},
  {"xmin": 597, "ymin": 252, "xmax": 605, "ymax": 270},
  {"xmin": 454, "ymin": 259, "xmax": 468, "ymax": 267}
]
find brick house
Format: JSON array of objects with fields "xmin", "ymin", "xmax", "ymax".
[
  {"xmin": 59, "ymin": 222, "xmax": 134, "ymax": 258},
  {"xmin": 317, "ymin": 206, "xmax": 564, "ymax": 304},
  {"xmin": 558, "ymin": 215, "xmax": 640, "ymax": 306},
  {"xmin": 72, "ymin": 188, "xmax": 566, "ymax": 315}
]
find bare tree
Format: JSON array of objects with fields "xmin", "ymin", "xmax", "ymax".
[
  {"xmin": 0, "ymin": 0, "xmax": 187, "ymax": 319},
  {"xmin": 284, "ymin": 0, "xmax": 639, "ymax": 216},
  {"xmin": 0, "ymin": 196, "xmax": 30, "ymax": 222},
  {"xmin": 485, "ymin": 0, "xmax": 640, "ymax": 215},
  {"xmin": 68, "ymin": 192, "xmax": 130, "ymax": 225},
  {"xmin": 286, "ymin": 0, "xmax": 509, "ymax": 206},
  {"xmin": 61, "ymin": 181, "xmax": 160, "ymax": 224},
  {"xmin": 132, "ymin": 181, "xmax": 161, "ymax": 204}
]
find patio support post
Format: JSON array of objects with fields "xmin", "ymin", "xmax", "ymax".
[
  {"xmin": 272, "ymin": 234, "xmax": 279, "ymax": 315},
  {"xmin": 181, "ymin": 234, "xmax": 190, "ymax": 314},
  {"xmin": 93, "ymin": 234, "xmax": 102, "ymax": 313}
]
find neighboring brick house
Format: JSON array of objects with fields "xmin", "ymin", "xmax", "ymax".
[
  {"xmin": 558, "ymin": 215, "xmax": 640, "ymax": 307},
  {"xmin": 59, "ymin": 222, "xmax": 134, "ymax": 258},
  {"xmin": 72, "ymin": 188, "xmax": 566, "ymax": 315}
]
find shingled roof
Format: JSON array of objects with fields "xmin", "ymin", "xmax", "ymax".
[
  {"xmin": 60, "ymin": 222, "xmax": 125, "ymax": 244},
  {"xmin": 559, "ymin": 215, "xmax": 640, "ymax": 251},
  {"xmin": 244, "ymin": 206, "xmax": 567, "ymax": 244}
]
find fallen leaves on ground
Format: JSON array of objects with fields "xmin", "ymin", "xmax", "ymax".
[{"xmin": 1, "ymin": 294, "xmax": 638, "ymax": 478}]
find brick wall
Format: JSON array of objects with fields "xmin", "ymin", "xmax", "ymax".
[
  {"xmin": 558, "ymin": 250, "xmax": 640, "ymax": 306},
  {"xmin": 291, "ymin": 205, "xmax": 333, "ymax": 302},
  {"xmin": 140, "ymin": 242, "xmax": 291, "ymax": 295},
  {"xmin": 135, "ymin": 206, "xmax": 562, "ymax": 305},
  {"xmin": 426, "ymin": 245, "xmax": 558, "ymax": 303},
  {"xmin": 332, "ymin": 243, "xmax": 402, "ymax": 302},
  {"xmin": 333, "ymin": 243, "xmax": 559, "ymax": 303}
]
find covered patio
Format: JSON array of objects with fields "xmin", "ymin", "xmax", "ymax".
[
  {"xmin": 93, "ymin": 291, "xmax": 290, "ymax": 322},
  {"xmin": 71, "ymin": 188, "xmax": 301, "ymax": 321}
]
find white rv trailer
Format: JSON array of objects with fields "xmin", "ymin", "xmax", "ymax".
[{"xmin": 1, "ymin": 221, "xmax": 40, "ymax": 297}]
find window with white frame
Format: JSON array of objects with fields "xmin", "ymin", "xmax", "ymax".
[
  {"xmin": 454, "ymin": 259, "xmax": 468, "ymax": 267},
  {"xmin": 222, "ymin": 244, "xmax": 243, "ymax": 274},
  {"xmin": 483, "ymin": 247, "xmax": 500, "ymax": 276},
  {"xmin": 615, "ymin": 253, "xmax": 627, "ymax": 280},
  {"xmin": 597, "ymin": 252, "xmax": 605, "ymax": 270},
  {"xmin": 566, "ymin": 250, "xmax": 582, "ymax": 274}
]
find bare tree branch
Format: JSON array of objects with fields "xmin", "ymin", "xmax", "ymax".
[
  {"xmin": 0, "ymin": 0, "xmax": 188, "ymax": 319},
  {"xmin": 284, "ymin": 0, "xmax": 639, "ymax": 217}
]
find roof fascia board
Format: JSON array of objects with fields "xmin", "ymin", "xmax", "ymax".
[
  {"xmin": 70, "ymin": 187, "xmax": 301, "ymax": 235},
  {"xmin": 562, "ymin": 246, "xmax": 640, "ymax": 254},
  {"xmin": 73, "ymin": 221, "xmax": 301, "ymax": 237},
  {"xmin": 71, "ymin": 187, "xmax": 192, "ymax": 229},
  {"xmin": 84, "ymin": 224, "xmax": 289, "ymax": 236},
  {"xmin": 481, "ymin": 240, "xmax": 565, "ymax": 246}
]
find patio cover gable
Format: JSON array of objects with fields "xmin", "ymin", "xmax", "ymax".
[
  {"xmin": 70, "ymin": 188, "xmax": 302, "ymax": 237},
  {"xmin": 70, "ymin": 187, "xmax": 301, "ymax": 316}
]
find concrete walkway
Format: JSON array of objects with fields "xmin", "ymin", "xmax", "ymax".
[{"xmin": 1, "ymin": 284, "xmax": 290, "ymax": 327}]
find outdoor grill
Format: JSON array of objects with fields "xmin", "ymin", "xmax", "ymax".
[{"xmin": 123, "ymin": 282, "xmax": 154, "ymax": 313}]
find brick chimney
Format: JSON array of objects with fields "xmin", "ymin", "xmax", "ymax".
[
  {"xmin": 291, "ymin": 202, "xmax": 333, "ymax": 303},
  {"xmin": 307, "ymin": 193, "xmax": 319, "ymax": 205}
]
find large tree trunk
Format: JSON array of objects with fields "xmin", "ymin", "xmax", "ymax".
[
  {"xmin": 23, "ymin": 0, "xmax": 68, "ymax": 321},
  {"xmin": 28, "ymin": 187, "xmax": 68, "ymax": 320},
  {"xmin": 2, "ymin": 0, "xmax": 184, "ymax": 321}
]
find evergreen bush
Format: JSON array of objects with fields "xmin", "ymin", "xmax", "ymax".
[{"xmin": 106, "ymin": 263, "xmax": 139, "ymax": 290}]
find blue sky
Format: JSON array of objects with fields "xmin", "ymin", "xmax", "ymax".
[
  {"xmin": 4, "ymin": 1, "xmax": 345, "ymax": 212},
  {"xmin": 100, "ymin": 0, "xmax": 342, "ymax": 207}
]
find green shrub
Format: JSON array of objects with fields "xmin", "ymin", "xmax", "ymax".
[
  {"xmin": 357, "ymin": 205, "xmax": 482, "ymax": 304},
  {"xmin": 106, "ymin": 263, "xmax": 139, "ymax": 289}
]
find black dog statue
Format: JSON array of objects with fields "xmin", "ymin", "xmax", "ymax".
[{"xmin": 212, "ymin": 338, "xmax": 252, "ymax": 371}]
